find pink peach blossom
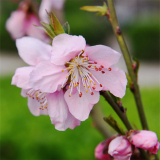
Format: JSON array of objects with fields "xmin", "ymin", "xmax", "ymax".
[
  {"xmin": 108, "ymin": 136, "xmax": 132, "ymax": 160},
  {"xmin": 39, "ymin": 0, "xmax": 65, "ymax": 23},
  {"xmin": 128, "ymin": 130, "xmax": 160, "ymax": 154},
  {"xmin": 6, "ymin": 1, "xmax": 48, "ymax": 41},
  {"xmin": 29, "ymin": 33, "xmax": 127, "ymax": 122},
  {"xmin": 11, "ymin": 36, "xmax": 80, "ymax": 131},
  {"xmin": 95, "ymin": 138, "xmax": 114, "ymax": 160}
]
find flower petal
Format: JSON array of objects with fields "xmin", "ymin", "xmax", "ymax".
[
  {"xmin": 16, "ymin": 37, "xmax": 52, "ymax": 66},
  {"xmin": 26, "ymin": 14, "xmax": 49, "ymax": 42},
  {"xmin": 64, "ymin": 82, "xmax": 100, "ymax": 121},
  {"xmin": 11, "ymin": 66, "xmax": 34, "ymax": 89},
  {"xmin": 51, "ymin": 34, "xmax": 86, "ymax": 65},
  {"xmin": 85, "ymin": 45, "xmax": 121, "ymax": 68},
  {"xmin": 47, "ymin": 91, "xmax": 80, "ymax": 131},
  {"xmin": 90, "ymin": 65, "xmax": 127, "ymax": 98},
  {"xmin": 30, "ymin": 60, "xmax": 67, "ymax": 93},
  {"xmin": 21, "ymin": 89, "xmax": 48, "ymax": 116},
  {"xmin": 6, "ymin": 10, "xmax": 26, "ymax": 39}
]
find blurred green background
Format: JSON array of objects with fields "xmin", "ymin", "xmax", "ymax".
[{"xmin": 0, "ymin": 0, "xmax": 160, "ymax": 159}]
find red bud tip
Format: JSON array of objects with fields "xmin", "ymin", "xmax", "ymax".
[
  {"xmin": 77, "ymin": 82, "xmax": 79, "ymax": 84},
  {"xmin": 108, "ymin": 68, "xmax": 111, "ymax": 71},
  {"xmin": 92, "ymin": 87, "xmax": 95, "ymax": 90},
  {"xmin": 95, "ymin": 68, "xmax": 98, "ymax": 71},
  {"xmin": 100, "ymin": 84, "xmax": 102, "ymax": 87},
  {"xmin": 102, "ymin": 71, "xmax": 105, "ymax": 74},
  {"xmin": 99, "ymin": 68, "xmax": 102, "ymax": 71},
  {"xmin": 88, "ymin": 65, "xmax": 91, "ymax": 68},
  {"xmin": 94, "ymin": 61, "xmax": 97, "ymax": 64},
  {"xmin": 91, "ymin": 92, "xmax": 94, "ymax": 95}
]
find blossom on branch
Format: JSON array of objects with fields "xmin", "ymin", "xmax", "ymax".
[
  {"xmin": 127, "ymin": 130, "xmax": 160, "ymax": 154},
  {"xmin": 6, "ymin": 1, "xmax": 48, "ymax": 41}
]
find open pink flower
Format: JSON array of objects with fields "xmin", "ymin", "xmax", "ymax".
[
  {"xmin": 6, "ymin": 1, "xmax": 48, "ymax": 41},
  {"xmin": 29, "ymin": 33, "xmax": 127, "ymax": 122},
  {"xmin": 127, "ymin": 130, "xmax": 160, "ymax": 154},
  {"xmin": 11, "ymin": 36, "xmax": 80, "ymax": 130},
  {"xmin": 39, "ymin": 0, "xmax": 66, "ymax": 23},
  {"xmin": 108, "ymin": 136, "xmax": 132, "ymax": 160}
]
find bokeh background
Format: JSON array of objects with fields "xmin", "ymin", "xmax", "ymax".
[{"xmin": 0, "ymin": 0, "xmax": 160, "ymax": 159}]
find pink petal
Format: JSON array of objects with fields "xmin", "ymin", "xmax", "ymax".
[
  {"xmin": 47, "ymin": 91, "xmax": 80, "ymax": 131},
  {"xmin": 26, "ymin": 14, "xmax": 49, "ymax": 42},
  {"xmin": 6, "ymin": 10, "xmax": 26, "ymax": 39},
  {"xmin": 29, "ymin": 60, "xmax": 67, "ymax": 93},
  {"xmin": 51, "ymin": 34, "xmax": 86, "ymax": 65},
  {"xmin": 11, "ymin": 66, "xmax": 34, "ymax": 89},
  {"xmin": 64, "ymin": 82, "xmax": 100, "ymax": 121},
  {"xmin": 16, "ymin": 37, "xmax": 52, "ymax": 66},
  {"xmin": 85, "ymin": 45, "xmax": 121, "ymax": 68},
  {"xmin": 90, "ymin": 65, "xmax": 127, "ymax": 98},
  {"xmin": 21, "ymin": 89, "xmax": 48, "ymax": 116}
]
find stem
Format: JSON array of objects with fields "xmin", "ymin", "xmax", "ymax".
[
  {"xmin": 90, "ymin": 103, "xmax": 112, "ymax": 138},
  {"xmin": 107, "ymin": 0, "xmax": 149, "ymax": 130},
  {"xmin": 100, "ymin": 91, "xmax": 133, "ymax": 130}
]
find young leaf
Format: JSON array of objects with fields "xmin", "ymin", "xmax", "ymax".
[
  {"xmin": 80, "ymin": 2, "xmax": 108, "ymax": 16},
  {"xmin": 104, "ymin": 115, "xmax": 126, "ymax": 135},
  {"xmin": 132, "ymin": 57, "xmax": 140, "ymax": 79},
  {"xmin": 63, "ymin": 22, "xmax": 70, "ymax": 34},
  {"xmin": 40, "ymin": 22, "xmax": 56, "ymax": 39}
]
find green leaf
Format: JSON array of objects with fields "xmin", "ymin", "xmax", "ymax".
[
  {"xmin": 104, "ymin": 115, "xmax": 126, "ymax": 135},
  {"xmin": 40, "ymin": 22, "xmax": 56, "ymax": 39},
  {"xmin": 50, "ymin": 12, "xmax": 65, "ymax": 35},
  {"xmin": 80, "ymin": 2, "xmax": 108, "ymax": 16},
  {"xmin": 63, "ymin": 22, "xmax": 70, "ymax": 34}
]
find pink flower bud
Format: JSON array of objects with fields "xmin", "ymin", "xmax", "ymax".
[
  {"xmin": 128, "ymin": 130, "xmax": 160, "ymax": 154},
  {"xmin": 108, "ymin": 136, "xmax": 132, "ymax": 160},
  {"xmin": 95, "ymin": 137, "xmax": 114, "ymax": 160}
]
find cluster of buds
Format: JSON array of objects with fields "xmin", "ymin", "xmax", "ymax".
[{"xmin": 95, "ymin": 130, "xmax": 159, "ymax": 160}]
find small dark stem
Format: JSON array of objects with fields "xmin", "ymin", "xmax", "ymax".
[{"xmin": 100, "ymin": 91, "xmax": 133, "ymax": 130}]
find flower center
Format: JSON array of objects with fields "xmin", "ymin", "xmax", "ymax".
[
  {"xmin": 26, "ymin": 89, "xmax": 48, "ymax": 110},
  {"xmin": 61, "ymin": 50, "xmax": 112, "ymax": 97}
]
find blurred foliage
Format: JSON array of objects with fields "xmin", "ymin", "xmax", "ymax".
[
  {"xmin": 0, "ymin": 76, "xmax": 159, "ymax": 159},
  {"xmin": 125, "ymin": 16, "xmax": 159, "ymax": 61}
]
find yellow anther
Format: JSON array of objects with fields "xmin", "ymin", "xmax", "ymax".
[
  {"xmin": 73, "ymin": 76, "xmax": 76, "ymax": 78},
  {"xmin": 69, "ymin": 86, "xmax": 71, "ymax": 89},
  {"xmin": 93, "ymin": 66, "xmax": 96, "ymax": 68},
  {"xmin": 74, "ymin": 85, "xmax": 76, "ymax": 87},
  {"xmin": 70, "ymin": 72, "xmax": 72, "ymax": 75},
  {"xmin": 71, "ymin": 70, "xmax": 73, "ymax": 72},
  {"xmin": 90, "ymin": 64, "xmax": 92, "ymax": 66},
  {"xmin": 76, "ymin": 65, "xmax": 79, "ymax": 67},
  {"xmin": 73, "ymin": 82, "xmax": 75, "ymax": 84},
  {"xmin": 66, "ymin": 76, "xmax": 68, "ymax": 78},
  {"xmin": 89, "ymin": 80, "xmax": 92, "ymax": 83},
  {"xmin": 82, "ymin": 61, "xmax": 84, "ymax": 63},
  {"xmin": 94, "ymin": 83, "xmax": 96, "ymax": 85},
  {"xmin": 69, "ymin": 95, "xmax": 71, "ymax": 97},
  {"xmin": 44, "ymin": 106, "xmax": 47, "ymax": 109},
  {"xmin": 35, "ymin": 93, "xmax": 38, "ymax": 95},
  {"xmin": 29, "ymin": 95, "xmax": 32, "ymax": 97},
  {"xmin": 61, "ymin": 87, "xmax": 63, "ymax": 89},
  {"xmin": 86, "ymin": 90, "xmax": 88, "ymax": 93},
  {"xmin": 89, "ymin": 73, "xmax": 92, "ymax": 76},
  {"xmin": 41, "ymin": 105, "xmax": 43, "ymax": 108},
  {"xmin": 83, "ymin": 85, "xmax": 86, "ymax": 87},
  {"xmin": 62, "ymin": 70, "xmax": 64, "ymax": 72},
  {"xmin": 65, "ymin": 62, "xmax": 68, "ymax": 64},
  {"xmin": 80, "ymin": 72, "xmax": 82, "ymax": 74},
  {"xmin": 75, "ymin": 61, "xmax": 77, "ymax": 64},
  {"xmin": 84, "ymin": 77, "xmax": 87, "ymax": 80},
  {"xmin": 71, "ymin": 79, "xmax": 72, "ymax": 81},
  {"xmin": 75, "ymin": 57, "xmax": 78, "ymax": 59},
  {"xmin": 87, "ymin": 86, "xmax": 90, "ymax": 88}
]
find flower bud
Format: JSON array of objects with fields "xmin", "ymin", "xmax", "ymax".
[
  {"xmin": 95, "ymin": 137, "xmax": 114, "ymax": 160},
  {"xmin": 127, "ymin": 130, "xmax": 160, "ymax": 154},
  {"xmin": 108, "ymin": 136, "xmax": 132, "ymax": 160}
]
